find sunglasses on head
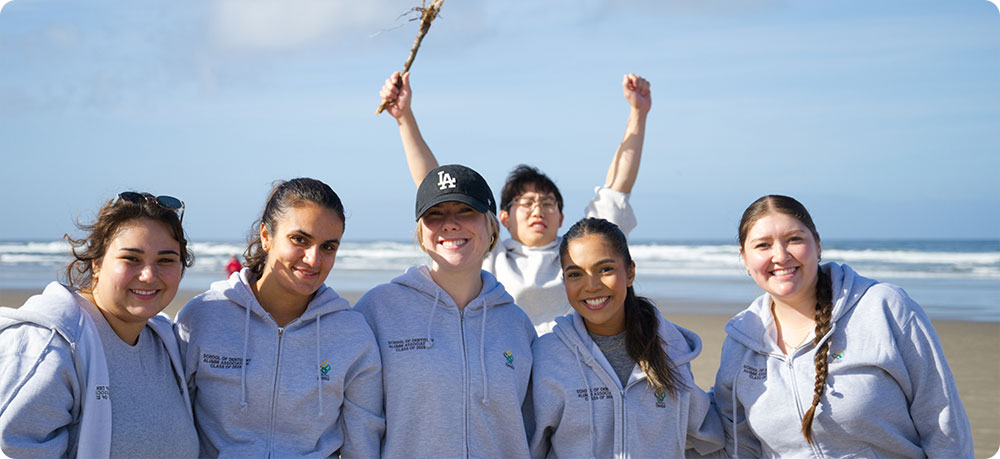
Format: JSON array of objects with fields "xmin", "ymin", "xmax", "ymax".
[{"xmin": 114, "ymin": 191, "xmax": 185, "ymax": 223}]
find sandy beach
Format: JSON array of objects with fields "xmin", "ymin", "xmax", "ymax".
[{"xmin": 2, "ymin": 288, "xmax": 997, "ymax": 457}]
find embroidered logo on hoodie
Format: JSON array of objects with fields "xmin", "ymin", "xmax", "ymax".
[
  {"xmin": 319, "ymin": 360, "xmax": 332, "ymax": 381},
  {"xmin": 654, "ymin": 390, "xmax": 667, "ymax": 408},
  {"xmin": 831, "ymin": 349, "xmax": 846, "ymax": 363},
  {"xmin": 504, "ymin": 350, "xmax": 515, "ymax": 369}
]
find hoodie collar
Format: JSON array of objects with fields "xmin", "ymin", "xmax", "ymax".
[
  {"xmin": 551, "ymin": 308, "xmax": 703, "ymax": 368},
  {"xmin": 389, "ymin": 265, "xmax": 514, "ymax": 313},
  {"xmin": 214, "ymin": 268, "xmax": 350, "ymax": 326}
]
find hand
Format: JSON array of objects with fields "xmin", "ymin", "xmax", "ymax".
[
  {"xmin": 379, "ymin": 71, "xmax": 412, "ymax": 119},
  {"xmin": 622, "ymin": 73, "xmax": 651, "ymax": 114}
]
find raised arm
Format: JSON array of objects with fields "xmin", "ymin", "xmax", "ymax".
[
  {"xmin": 379, "ymin": 71, "xmax": 439, "ymax": 186},
  {"xmin": 604, "ymin": 73, "xmax": 651, "ymax": 194}
]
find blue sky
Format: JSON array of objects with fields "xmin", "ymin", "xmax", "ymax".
[{"xmin": 1, "ymin": 0, "xmax": 998, "ymax": 242}]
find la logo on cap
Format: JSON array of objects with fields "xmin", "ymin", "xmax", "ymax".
[{"xmin": 437, "ymin": 170, "xmax": 457, "ymax": 190}]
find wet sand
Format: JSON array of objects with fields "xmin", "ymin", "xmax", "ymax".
[{"xmin": 2, "ymin": 288, "xmax": 997, "ymax": 457}]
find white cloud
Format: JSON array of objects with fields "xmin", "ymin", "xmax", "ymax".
[{"xmin": 210, "ymin": 0, "xmax": 400, "ymax": 50}]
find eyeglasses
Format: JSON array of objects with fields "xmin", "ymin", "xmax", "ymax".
[
  {"xmin": 114, "ymin": 191, "xmax": 185, "ymax": 223},
  {"xmin": 510, "ymin": 196, "xmax": 559, "ymax": 214}
]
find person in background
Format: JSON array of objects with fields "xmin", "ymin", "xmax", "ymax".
[
  {"xmin": 175, "ymin": 178, "xmax": 383, "ymax": 457},
  {"xmin": 225, "ymin": 254, "xmax": 242, "ymax": 277},
  {"xmin": 0, "ymin": 192, "xmax": 198, "ymax": 458},
  {"xmin": 378, "ymin": 72, "xmax": 651, "ymax": 331},
  {"xmin": 529, "ymin": 217, "xmax": 724, "ymax": 458},
  {"xmin": 713, "ymin": 194, "xmax": 973, "ymax": 458},
  {"xmin": 354, "ymin": 164, "xmax": 536, "ymax": 458}
]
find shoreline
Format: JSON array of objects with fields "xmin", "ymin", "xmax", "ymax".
[{"xmin": 2, "ymin": 288, "xmax": 997, "ymax": 456}]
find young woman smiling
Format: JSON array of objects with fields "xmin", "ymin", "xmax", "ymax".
[
  {"xmin": 714, "ymin": 195, "xmax": 973, "ymax": 458},
  {"xmin": 354, "ymin": 164, "xmax": 536, "ymax": 458},
  {"xmin": 0, "ymin": 192, "xmax": 198, "ymax": 458},
  {"xmin": 175, "ymin": 178, "xmax": 383, "ymax": 457},
  {"xmin": 529, "ymin": 218, "xmax": 724, "ymax": 458}
]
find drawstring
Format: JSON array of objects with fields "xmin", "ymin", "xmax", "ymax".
[
  {"xmin": 316, "ymin": 313, "xmax": 324, "ymax": 416},
  {"xmin": 424, "ymin": 289, "xmax": 441, "ymax": 349},
  {"xmin": 731, "ymin": 348, "xmax": 753, "ymax": 459},
  {"xmin": 240, "ymin": 303, "xmax": 251, "ymax": 411},
  {"xmin": 731, "ymin": 365, "xmax": 739, "ymax": 458},
  {"xmin": 575, "ymin": 355, "xmax": 597, "ymax": 459},
  {"xmin": 479, "ymin": 298, "xmax": 489, "ymax": 405},
  {"xmin": 0, "ymin": 330, "xmax": 57, "ymax": 415}
]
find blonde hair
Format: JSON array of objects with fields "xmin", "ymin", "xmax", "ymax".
[{"xmin": 415, "ymin": 210, "xmax": 500, "ymax": 258}]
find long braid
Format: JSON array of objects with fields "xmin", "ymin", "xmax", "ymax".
[{"xmin": 801, "ymin": 267, "xmax": 833, "ymax": 443}]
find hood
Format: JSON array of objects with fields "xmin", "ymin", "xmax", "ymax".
[
  {"xmin": 0, "ymin": 282, "xmax": 87, "ymax": 345},
  {"xmin": 551, "ymin": 307, "xmax": 701, "ymax": 371},
  {"xmin": 212, "ymin": 268, "xmax": 350, "ymax": 325},
  {"xmin": 389, "ymin": 265, "xmax": 514, "ymax": 312},
  {"xmin": 724, "ymin": 262, "xmax": 878, "ymax": 353}
]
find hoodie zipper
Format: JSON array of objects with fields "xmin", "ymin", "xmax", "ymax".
[
  {"xmin": 785, "ymin": 350, "xmax": 825, "ymax": 459},
  {"xmin": 620, "ymin": 388, "xmax": 627, "ymax": 457},
  {"xmin": 266, "ymin": 326, "xmax": 285, "ymax": 457},
  {"xmin": 459, "ymin": 309, "xmax": 470, "ymax": 458}
]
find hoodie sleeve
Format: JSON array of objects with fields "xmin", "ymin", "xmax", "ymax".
[
  {"xmin": 528, "ymin": 339, "xmax": 562, "ymax": 459},
  {"xmin": 173, "ymin": 308, "xmax": 200, "ymax": 405},
  {"xmin": 888, "ymin": 289, "xmax": 974, "ymax": 458},
  {"xmin": 339, "ymin": 318, "xmax": 385, "ymax": 459},
  {"xmin": 683, "ymin": 367, "xmax": 726, "ymax": 457},
  {"xmin": 583, "ymin": 186, "xmax": 637, "ymax": 236},
  {"xmin": 711, "ymin": 337, "xmax": 761, "ymax": 459},
  {"xmin": 0, "ymin": 323, "xmax": 79, "ymax": 457}
]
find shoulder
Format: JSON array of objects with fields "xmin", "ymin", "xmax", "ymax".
[
  {"xmin": 353, "ymin": 282, "xmax": 409, "ymax": 313},
  {"xmin": 848, "ymin": 282, "xmax": 926, "ymax": 331},
  {"xmin": 175, "ymin": 288, "xmax": 233, "ymax": 323}
]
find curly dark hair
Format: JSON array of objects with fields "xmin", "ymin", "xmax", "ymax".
[{"xmin": 64, "ymin": 193, "xmax": 193, "ymax": 290}]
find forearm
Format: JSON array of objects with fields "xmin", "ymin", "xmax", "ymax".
[
  {"xmin": 397, "ymin": 111, "xmax": 438, "ymax": 187},
  {"xmin": 605, "ymin": 108, "xmax": 647, "ymax": 194}
]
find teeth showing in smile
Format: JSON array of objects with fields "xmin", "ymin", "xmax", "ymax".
[
  {"xmin": 584, "ymin": 297, "xmax": 609, "ymax": 307},
  {"xmin": 773, "ymin": 267, "xmax": 797, "ymax": 276},
  {"xmin": 130, "ymin": 289, "xmax": 157, "ymax": 295},
  {"xmin": 441, "ymin": 239, "xmax": 468, "ymax": 249}
]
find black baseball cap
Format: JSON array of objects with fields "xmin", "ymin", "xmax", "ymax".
[{"xmin": 415, "ymin": 164, "xmax": 497, "ymax": 220}]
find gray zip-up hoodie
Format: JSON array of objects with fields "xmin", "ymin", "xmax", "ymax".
[
  {"xmin": 713, "ymin": 263, "xmax": 973, "ymax": 458},
  {"xmin": 530, "ymin": 311, "xmax": 725, "ymax": 459},
  {"xmin": 175, "ymin": 269, "xmax": 384, "ymax": 458},
  {"xmin": 0, "ymin": 282, "xmax": 191, "ymax": 458},
  {"xmin": 353, "ymin": 265, "xmax": 537, "ymax": 459}
]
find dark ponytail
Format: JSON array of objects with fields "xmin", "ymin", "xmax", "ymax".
[
  {"xmin": 244, "ymin": 178, "xmax": 345, "ymax": 276},
  {"xmin": 560, "ymin": 217, "xmax": 684, "ymax": 397}
]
